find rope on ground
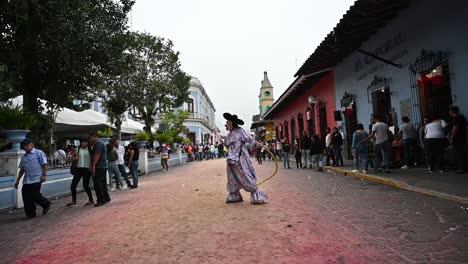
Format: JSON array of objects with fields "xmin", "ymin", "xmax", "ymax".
[{"xmin": 254, "ymin": 141, "xmax": 279, "ymax": 186}]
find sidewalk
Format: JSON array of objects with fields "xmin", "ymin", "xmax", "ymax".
[
  {"xmin": 324, "ymin": 161, "xmax": 468, "ymax": 205},
  {"xmin": 287, "ymin": 156, "xmax": 468, "ymax": 205}
]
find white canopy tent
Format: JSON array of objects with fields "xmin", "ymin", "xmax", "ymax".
[{"xmin": 9, "ymin": 96, "xmax": 147, "ymax": 137}]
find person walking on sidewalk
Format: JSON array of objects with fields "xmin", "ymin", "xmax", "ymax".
[
  {"xmin": 362, "ymin": 114, "xmax": 391, "ymax": 173},
  {"xmin": 310, "ymin": 135, "xmax": 325, "ymax": 172},
  {"xmin": 418, "ymin": 118, "xmax": 430, "ymax": 167},
  {"xmin": 325, "ymin": 127, "xmax": 335, "ymax": 166},
  {"xmin": 161, "ymin": 143, "xmax": 170, "ymax": 171},
  {"xmin": 449, "ymin": 106, "xmax": 466, "ymax": 174},
  {"xmin": 276, "ymin": 139, "xmax": 283, "ymax": 161},
  {"xmin": 399, "ymin": 116, "xmax": 418, "ymax": 169},
  {"xmin": 223, "ymin": 113, "xmax": 268, "ymax": 204},
  {"xmin": 330, "ymin": 127, "xmax": 344, "ymax": 167},
  {"xmin": 127, "ymin": 142, "xmax": 140, "ymax": 188},
  {"xmin": 294, "ymin": 143, "xmax": 302, "ymax": 168},
  {"xmin": 425, "ymin": 116, "xmax": 448, "ymax": 173},
  {"xmin": 114, "ymin": 139, "xmax": 132, "ymax": 188},
  {"xmin": 67, "ymin": 139, "xmax": 94, "ymax": 206},
  {"xmin": 300, "ymin": 131, "xmax": 311, "ymax": 169},
  {"xmin": 282, "ymin": 138, "xmax": 291, "ymax": 169},
  {"xmin": 351, "ymin": 124, "xmax": 369, "ymax": 173},
  {"xmin": 88, "ymin": 131, "xmax": 110, "ymax": 207},
  {"xmin": 107, "ymin": 142, "xmax": 123, "ymax": 190},
  {"xmin": 14, "ymin": 138, "xmax": 51, "ymax": 220}
]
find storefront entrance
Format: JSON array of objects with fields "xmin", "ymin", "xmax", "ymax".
[
  {"xmin": 372, "ymin": 87, "xmax": 393, "ymax": 125},
  {"xmin": 290, "ymin": 118, "xmax": 296, "ymax": 145},
  {"xmin": 410, "ymin": 50, "xmax": 452, "ymax": 125}
]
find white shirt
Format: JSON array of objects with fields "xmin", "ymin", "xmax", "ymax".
[
  {"xmin": 325, "ymin": 133, "xmax": 332, "ymax": 147},
  {"xmin": 117, "ymin": 145, "xmax": 125, "ymax": 165},
  {"xmin": 425, "ymin": 120, "xmax": 448, "ymax": 139},
  {"xmin": 276, "ymin": 141, "xmax": 282, "ymax": 150},
  {"xmin": 210, "ymin": 145, "xmax": 215, "ymax": 152},
  {"xmin": 372, "ymin": 122, "xmax": 389, "ymax": 144}
]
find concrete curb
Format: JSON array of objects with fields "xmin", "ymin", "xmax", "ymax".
[{"xmin": 323, "ymin": 166, "xmax": 468, "ymax": 205}]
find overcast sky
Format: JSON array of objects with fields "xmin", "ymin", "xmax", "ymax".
[{"xmin": 131, "ymin": 0, "xmax": 355, "ymax": 130}]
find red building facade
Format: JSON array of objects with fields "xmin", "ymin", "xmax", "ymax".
[{"xmin": 263, "ymin": 70, "xmax": 337, "ymax": 146}]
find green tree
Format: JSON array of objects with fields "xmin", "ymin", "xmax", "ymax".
[
  {"xmin": 0, "ymin": 0, "xmax": 133, "ymax": 148},
  {"xmin": 96, "ymin": 33, "xmax": 141, "ymax": 140},
  {"xmin": 128, "ymin": 33, "xmax": 191, "ymax": 136},
  {"xmin": 0, "ymin": 0, "xmax": 134, "ymax": 111},
  {"xmin": 160, "ymin": 110, "xmax": 189, "ymax": 137}
]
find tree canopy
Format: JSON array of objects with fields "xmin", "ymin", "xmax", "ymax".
[{"xmin": 0, "ymin": 0, "xmax": 134, "ymax": 112}]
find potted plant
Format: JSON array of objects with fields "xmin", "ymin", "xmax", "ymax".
[
  {"xmin": 97, "ymin": 127, "xmax": 114, "ymax": 144},
  {"xmin": 0, "ymin": 105, "xmax": 36, "ymax": 152},
  {"xmin": 135, "ymin": 132, "xmax": 150, "ymax": 148}
]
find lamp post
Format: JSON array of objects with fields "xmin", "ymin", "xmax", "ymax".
[{"xmin": 308, "ymin": 95, "xmax": 317, "ymax": 135}]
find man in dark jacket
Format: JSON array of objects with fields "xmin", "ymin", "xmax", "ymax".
[{"xmin": 450, "ymin": 106, "xmax": 466, "ymax": 173}]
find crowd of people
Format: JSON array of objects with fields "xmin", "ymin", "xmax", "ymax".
[
  {"xmin": 246, "ymin": 106, "xmax": 466, "ymax": 176},
  {"xmin": 181, "ymin": 142, "xmax": 227, "ymax": 162}
]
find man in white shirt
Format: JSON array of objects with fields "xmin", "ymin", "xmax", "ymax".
[
  {"xmin": 276, "ymin": 140, "xmax": 283, "ymax": 161},
  {"xmin": 362, "ymin": 114, "xmax": 391, "ymax": 173},
  {"xmin": 324, "ymin": 127, "xmax": 334, "ymax": 166},
  {"xmin": 114, "ymin": 139, "xmax": 132, "ymax": 188}
]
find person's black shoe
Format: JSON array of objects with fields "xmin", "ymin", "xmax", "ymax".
[
  {"xmin": 66, "ymin": 201, "xmax": 77, "ymax": 207},
  {"xmin": 22, "ymin": 215, "xmax": 36, "ymax": 221},
  {"xmin": 129, "ymin": 186, "xmax": 138, "ymax": 189},
  {"xmin": 85, "ymin": 201, "xmax": 94, "ymax": 206},
  {"xmin": 226, "ymin": 199, "xmax": 243, "ymax": 204},
  {"xmin": 43, "ymin": 203, "xmax": 51, "ymax": 215},
  {"xmin": 104, "ymin": 198, "xmax": 111, "ymax": 203},
  {"xmin": 94, "ymin": 202, "xmax": 105, "ymax": 207}
]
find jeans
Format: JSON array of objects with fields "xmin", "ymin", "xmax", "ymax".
[
  {"xmin": 353, "ymin": 148, "xmax": 368, "ymax": 171},
  {"xmin": 276, "ymin": 150, "xmax": 283, "ymax": 161},
  {"xmin": 283, "ymin": 153, "xmax": 290, "ymax": 168},
  {"xmin": 374, "ymin": 140, "xmax": 391, "ymax": 170},
  {"xmin": 108, "ymin": 161, "xmax": 123, "ymax": 188},
  {"xmin": 130, "ymin": 160, "xmax": 139, "ymax": 187},
  {"xmin": 118, "ymin": 164, "xmax": 132, "ymax": 187},
  {"xmin": 295, "ymin": 154, "xmax": 302, "ymax": 168},
  {"xmin": 332, "ymin": 145, "xmax": 343, "ymax": 166},
  {"xmin": 22, "ymin": 182, "xmax": 51, "ymax": 217},
  {"xmin": 312, "ymin": 154, "xmax": 323, "ymax": 171},
  {"xmin": 161, "ymin": 158, "xmax": 169, "ymax": 170},
  {"xmin": 301, "ymin": 149, "xmax": 310, "ymax": 167},
  {"xmin": 93, "ymin": 168, "xmax": 110, "ymax": 204},
  {"xmin": 426, "ymin": 138, "xmax": 446, "ymax": 171},
  {"xmin": 403, "ymin": 138, "xmax": 418, "ymax": 166},
  {"xmin": 70, "ymin": 168, "xmax": 93, "ymax": 202}
]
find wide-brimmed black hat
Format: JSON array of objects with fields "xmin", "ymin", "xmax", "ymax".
[{"xmin": 223, "ymin": 112, "xmax": 244, "ymax": 126}]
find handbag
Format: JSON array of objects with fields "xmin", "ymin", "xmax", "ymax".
[{"xmin": 70, "ymin": 161, "xmax": 78, "ymax": 175}]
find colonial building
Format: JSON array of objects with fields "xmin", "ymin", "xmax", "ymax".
[
  {"xmin": 181, "ymin": 77, "xmax": 218, "ymax": 144},
  {"xmin": 251, "ymin": 72, "xmax": 275, "ymax": 142}
]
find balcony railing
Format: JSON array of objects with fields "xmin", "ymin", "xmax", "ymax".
[{"xmin": 187, "ymin": 112, "xmax": 216, "ymax": 130}]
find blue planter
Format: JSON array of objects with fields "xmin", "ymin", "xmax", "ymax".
[{"xmin": 3, "ymin": 130, "xmax": 30, "ymax": 153}]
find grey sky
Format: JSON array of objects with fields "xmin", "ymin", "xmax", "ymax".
[{"xmin": 132, "ymin": 0, "xmax": 355, "ymax": 130}]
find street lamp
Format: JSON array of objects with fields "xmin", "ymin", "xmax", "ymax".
[{"xmin": 308, "ymin": 95, "xmax": 317, "ymax": 135}]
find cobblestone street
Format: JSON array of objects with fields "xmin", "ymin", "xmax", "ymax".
[{"xmin": 1, "ymin": 159, "xmax": 467, "ymax": 264}]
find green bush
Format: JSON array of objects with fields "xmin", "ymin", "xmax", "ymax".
[
  {"xmin": 173, "ymin": 135, "xmax": 190, "ymax": 144},
  {"xmin": 0, "ymin": 105, "xmax": 37, "ymax": 130},
  {"xmin": 154, "ymin": 133, "xmax": 172, "ymax": 144},
  {"xmin": 135, "ymin": 131, "xmax": 150, "ymax": 141},
  {"xmin": 97, "ymin": 127, "xmax": 114, "ymax": 138}
]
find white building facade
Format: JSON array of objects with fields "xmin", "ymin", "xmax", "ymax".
[{"xmin": 182, "ymin": 77, "xmax": 218, "ymax": 145}]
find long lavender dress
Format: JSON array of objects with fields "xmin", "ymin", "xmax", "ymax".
[{"xmin": 226, "ymin": 127, "xmax": 268, "ymax": 204}]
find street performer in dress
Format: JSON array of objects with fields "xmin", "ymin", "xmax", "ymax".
[{"xmin": 224, "ymin": 113, "xmax": 268, "ymax": 204}]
